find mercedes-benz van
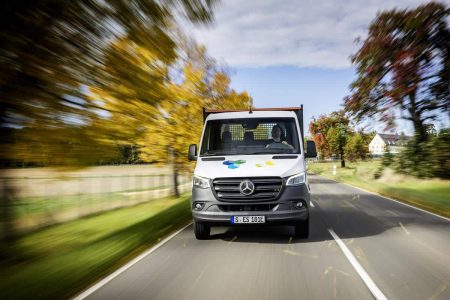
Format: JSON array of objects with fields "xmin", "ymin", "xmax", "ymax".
[{"xmin": 188, "ymin": 106, "xmax": 317, "ymax": 239}]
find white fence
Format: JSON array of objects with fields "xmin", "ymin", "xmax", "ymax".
[{"xmin": 2, "ymin": 165, "xmax": 193, "ymax": 233}]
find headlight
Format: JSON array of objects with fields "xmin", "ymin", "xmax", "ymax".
[
  {"xmin": 193, "ymin": 175, "xmax": 210, "ymax": 189},
  {"xmin": 286, "ymin": 172, "xmax": 306, "ymax": 186}
]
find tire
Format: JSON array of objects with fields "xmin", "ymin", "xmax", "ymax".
[
  {"xmin": 194, "ymin": 221, "xmax": 210, "ymax": 240},
  {"xmin": 294, "ymin": 218, "xmax": 309, "ymax": 239}
]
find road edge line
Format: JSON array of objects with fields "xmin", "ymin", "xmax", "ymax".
[
  {"xmin": 343, "ymin": 181, "xmax": 450, "ymax": 222},
  {"xmin": 316, "ymin": 175, "xmax": 450, "ymax": 222},
  {"xmin": 327, "ymin": 228, "xmax": 387, "ymax": 300},
  {"xmin": 72, "ymin": 222, "xmax": 193, "ymax": 300}
]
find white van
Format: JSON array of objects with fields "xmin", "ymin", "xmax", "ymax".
[{"xmin": 188, "ymin": 107, "xmax": 317, "ymax": 239}]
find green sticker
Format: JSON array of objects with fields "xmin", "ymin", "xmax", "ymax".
[
  {"xmin": 255, "ymin": 163, "xmax": 263, "ymax": 167},
  {"xmin": 235, "ymin": 160, "xmax": 246, "ymax": 164}
]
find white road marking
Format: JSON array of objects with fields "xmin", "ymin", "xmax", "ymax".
[
  {"xmin": 328, "ymin": 228, "xmax": 387, "ymax": 300},
  {"xmin": 72, "ymin": 222, "xmax": 193, "ymax": 300},
  {"xmin": 386, "ymin": 210, "xmax": 399, "ymax": 217},
  {"xmin": 399, "ymin": 222, "xmax": 410, "ymax": 236},
  {"xmin": 310, "ymin": 201, "xmax": 315, "ymax": 208},
  {"xmin": 323, "ymin": 178, "xmax": 449, "ymax": 222},
  {"xmin": 429, "ymin": 284, "xmax": 447, "ymax": 300}
]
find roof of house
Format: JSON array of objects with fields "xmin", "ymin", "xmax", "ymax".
[{"xmin": 377, "ymin": 133, "xmax": 412, "ymax": 145}]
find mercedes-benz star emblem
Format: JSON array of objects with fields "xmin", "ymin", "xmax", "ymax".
[{"xmin": 239, "ymin": 180, "xmax": 255, "ymax": 196}]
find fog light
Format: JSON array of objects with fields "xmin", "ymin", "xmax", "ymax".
[
  {"xmin": 193, "ymin": 202, "xmax": 204, "ymax": 211},
  {"xmin": 295, "ymin": 201, "xmax": 303, "ymax": 208}
]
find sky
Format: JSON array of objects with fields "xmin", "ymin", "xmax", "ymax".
[{"xmin": 187, "ymin": 0, "xmax": 439, "ymax": 136}]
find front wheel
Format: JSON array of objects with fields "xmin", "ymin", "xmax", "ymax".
[
  {"xmin": 294, "ymin": 218, "xmax": 309, "ymax": 239},
  {"xmin": 194, "ymin": 221, "xmax": 210, "ymax": 240}
]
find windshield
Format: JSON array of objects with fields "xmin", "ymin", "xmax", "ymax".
[{"xmin": 200, "ymin": 117, "xmax": 301, "ymax": 156}]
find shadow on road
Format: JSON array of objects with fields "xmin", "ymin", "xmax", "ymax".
[{"xmin": 205, "ymin": 177, "xmax": 449, "ymax": 245}]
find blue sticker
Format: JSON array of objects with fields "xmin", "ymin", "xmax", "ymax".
[
  {"xmin": 228, "ymin": 164, "xmax": 239, "ymax": 169},
  {"xmin": 223, "ymin": 160, "xmax": 234, "ymax": 165}
]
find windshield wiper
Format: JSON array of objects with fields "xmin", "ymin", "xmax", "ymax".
[
  {"xmin": 202, "ymin": 152, "xmax": 231, "ymax": 156},
  {"xmin": 249, "ymin": 150, "xmax": 295, "ymax": 155},
  {"xmin": 248, "ymin": 151, "xmax": 279, "ymax": 154}
]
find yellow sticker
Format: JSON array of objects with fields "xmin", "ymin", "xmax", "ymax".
[{"xmin": 265, "ymin": 161, "xmax": 275, "ymax": 166}]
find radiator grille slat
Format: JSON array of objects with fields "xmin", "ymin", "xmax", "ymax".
[{"xmin": 212, "ymin": 177, "xmax": 283, "ymax": 202}]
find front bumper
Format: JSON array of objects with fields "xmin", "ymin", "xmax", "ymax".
[{"xmin": 191, "ymin": 184, "xmax": 310, "ymax": 226}]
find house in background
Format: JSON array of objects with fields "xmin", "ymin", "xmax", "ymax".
[{"xmin": 369, "ymin": 133, "xmax": 412, "ymax": 156}]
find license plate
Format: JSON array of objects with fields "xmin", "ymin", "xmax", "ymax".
[{"xmin": 231, "ymin": 216, "xmax": 265, "ymax": 224}]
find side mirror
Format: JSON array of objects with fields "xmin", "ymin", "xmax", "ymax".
[
  {"xmin": 305, "ymin": 140, "xmax": 317, "ymax": 158},
  {"xmin": 188, "ymin": 144, "xmax": 197, "ymax": 161}
]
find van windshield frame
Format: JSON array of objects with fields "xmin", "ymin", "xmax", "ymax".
[{"xmin": 199, "ymin": 117, "xmax": 301, "ymax": 157}]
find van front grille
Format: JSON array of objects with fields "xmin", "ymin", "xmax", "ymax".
[{"xmin": 212, "ymin": 177, "xmax": 283, "ymax": 202}]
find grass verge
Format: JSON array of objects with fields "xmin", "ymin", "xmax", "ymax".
[
  {"xmin": 0, "ymin": 193, "xmax": 192, "ymax": 299},
  {"xmin": 308, "ymin": 160, "xmax": 450, "ymax": 218}
]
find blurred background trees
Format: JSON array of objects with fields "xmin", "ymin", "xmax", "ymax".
[
  {"xmin": 0, "ymin": 0, "xmax": 217, "ymax": 167},
  {"xmin": 89, "ymin": 36, "xmax": 251, "ymax": 196},
  {"xmin": 0, "ymin": 0, "xmax": 249, "ymax": 171},
  {"xmin": 0, "ymin": 0, "xmax": 254, "ymax": 247},
  {"xmin": 344, "ymin": 133, "xmax": 369, "ymax": 162},
  {"xmin": 344, "ymin": 2, "xmax": 449, "ymax": 143},
  {"xmin": 309, "ymin": 110, "xmax": 374, "ymax": 167},
  {"xmin": 395, "ymin": 129, "xmax": 450, "ymax": 178},
  {"xmin": 343, "ymin": 1, "xmax": 449, "ymax": 179},
  {"xmin": 309, "ymin": 111, "xmax": 354, "ymax": 167}
]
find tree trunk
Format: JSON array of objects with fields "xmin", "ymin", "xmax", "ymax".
[
  {"xmin": 172, "ymin": 166, "xmax": 179, "ymax": 197},
  {"xmin": 340, "ymin": 150, "xmax": 346, "ymax": 168},
  {"xmin": 411, "ymin": 116, "xmax": 428, "ymax": 143},
  {"xmin": 408, "ymin": 93, "xmax": 428, "ymax": 143},
  {"xmin": 168, "ymin": 147, "xmax": 180, "ymax": 197}
]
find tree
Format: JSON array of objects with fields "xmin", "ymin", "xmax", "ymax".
[
  {"xmin": 381, "ymin": 146, "xmax": 394, "ymax": 167},
  {"xmin": 362, "ymin": 130, "xmax": 376, "ymax": 146},
  {"xmin": 91, "ymin": 37, "xmax": 251, "ymax": 197},
  {"xmin": 326, "ymin": 124, "xmax": 351, "ymax": 167},
  {"xmin": 309, "ymin": 111, "xmax": 350, "ymax": 159},
  {"xmin": 137, "ymin": 63, "xmax": 251, "ymax": 196},
  {"xmin": 138, "ymin": 63, "xmax": 208, "ymax": 197},
  {"xmin": 428, "ymin": 128, "xmax": 450, "ymax": 178},
  {"xmin": 345, "ymin": 133, "xmax": 369, "ymax": 162},
  {"xmin": 89, "ymin": 36, "xmax": 171, "ymax": 146},
  {"xmin": 0, "ymin": 1, "xmax": 217, "ymax": 163},
  {"xmin": 344, "ymin": 2, "xmax": 450, "ymax": 143},
  {"xmin": 0, "ymin": 0, "xmax": 216, "ymax": 250},
  {"xmin": 395, "ymin": 128, "xmax": 450, "ymax": 178}
]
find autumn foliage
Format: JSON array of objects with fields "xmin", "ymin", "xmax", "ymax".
[
  {"xmin": 309, "ymin": 111, "xmax": 371, "ymax": 167},
  {"xmin": 344, "ymin": 2, "xmax": 449, "ymax": 143}
]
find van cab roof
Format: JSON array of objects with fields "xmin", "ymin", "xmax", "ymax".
[
  {"xmin": 203, "ymin": 107, "xmax": 302, "ymax": 121},
  {"xmin": 205, "ymin": 110, "xmax": 298, "ymax": 121}
]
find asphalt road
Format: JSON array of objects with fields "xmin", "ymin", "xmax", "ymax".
[{"xmin": 82, "ymin": 175, "xmax": 450, "ymax": 300}]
